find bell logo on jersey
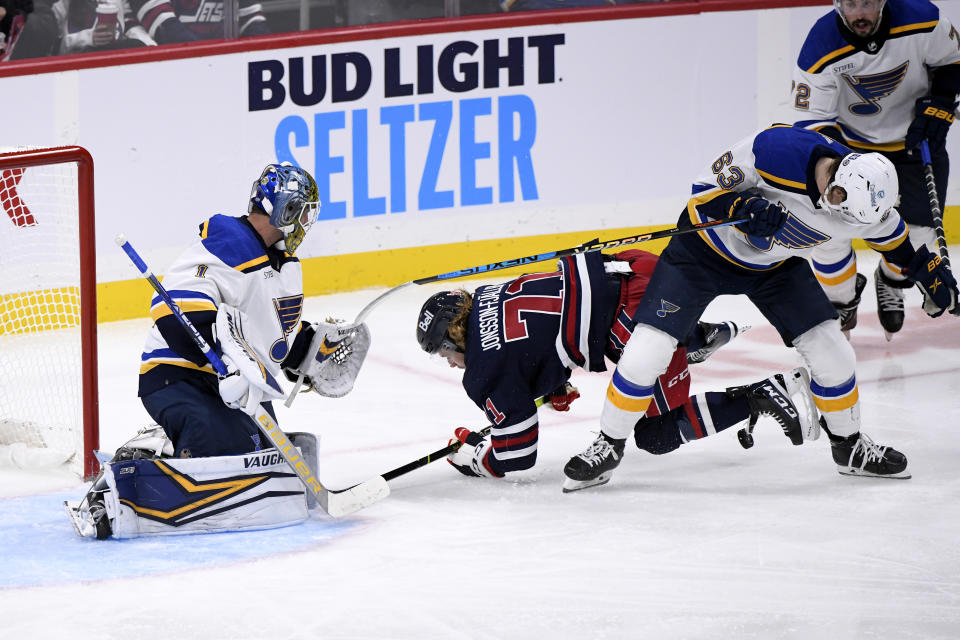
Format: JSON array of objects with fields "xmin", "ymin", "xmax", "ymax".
[{"xmin": 842, "ymin": 61, "xmax": 910, "ymax": 116}]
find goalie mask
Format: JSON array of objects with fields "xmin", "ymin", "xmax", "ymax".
[
  {"xmin": 417, "ymin": 291, "xmax": 466, "ymax": 355},
  {"xmin": 249, "ymin": 162, "xmax": 320, "ymax": 254},
  {"xmin": 818, "ymin": 152, "xmax": 898, "ymax": 225}
]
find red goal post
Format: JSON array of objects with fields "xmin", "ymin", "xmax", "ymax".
[{"xmin": 0, "ymin": 146, "xmax": 99, "ymax": 478}]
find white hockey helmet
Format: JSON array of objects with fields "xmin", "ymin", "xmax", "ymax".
[
  {"xmin": 834, "ymin": 0, "xmax": 886, "ymax": 35},
  {"xmin": 819, "ymin": 152, "xmax": 898, "ymax": 224}
]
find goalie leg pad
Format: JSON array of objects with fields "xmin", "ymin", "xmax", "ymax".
[
  {"xmin": 287, "ymin": 431, "xmax": 320, "ymax": 509},
  {"xmin": 94, "ymin": 450, "xmax": 309, "ymax": 539}
]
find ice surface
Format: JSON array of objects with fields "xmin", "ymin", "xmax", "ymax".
[{"xmin": 1, "ymin": 260, "xmax": 959, "ymax": 640}]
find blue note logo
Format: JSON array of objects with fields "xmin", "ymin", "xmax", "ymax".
[
  {"xmin": 842, "ymin": 61, "xmax": 910, "ymax": 116},
  {"xmin": 657, "ymin": 300, "xmax": 680, "ymax": 318}
]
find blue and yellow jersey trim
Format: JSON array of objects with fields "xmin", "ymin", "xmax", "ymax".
[
  {"xmin": 200, "ymin": 214, "xmax": 296, "ymax": 274},
  {"xmin": 865, "ymin": 218, "xmax": 909, "ymax": 251},
  {"xmin": 756, "ymin": 168, "xmax": 808, "ymax": 196},
  {"xmin": 150, "ymin": 290, "xmax": 217, "ymax": 322},
  {"xmin": 810, "ymin": 375, "xmax": 859, "ymax": 413},
  {"xmin": 139, "ymin": 347, "xmax": 216, "ymax": 375},
  {"xmin": 606, "ymin": 370, "xmax": 653, "ymax": 413},
  {"xmin": 812, "ymin": 249, "xmax": 859, "ymax": 287}
]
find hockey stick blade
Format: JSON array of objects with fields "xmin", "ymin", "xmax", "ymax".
[{"xmin": 324, "ymin": 476, "xmax": 391, "ymax": 518}]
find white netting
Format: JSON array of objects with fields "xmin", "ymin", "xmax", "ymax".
[{"xmin": 0, "ymin": 150, "xmax": 84, "ymax": 468}]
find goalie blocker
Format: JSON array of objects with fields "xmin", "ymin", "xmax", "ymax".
[{"xmin": 66, "ymin": 428, "xmax": 320, "ymax": 539}]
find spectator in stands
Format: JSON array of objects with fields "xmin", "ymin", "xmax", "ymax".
[
  {"xmin": 0, "ymin": 0, "xmax": 33, "ymax": 58},
  {"xmin": 129, "ymin": 0, "xmax": 268, "ymax": 44},
  {"xmin": 6, "ymin": 0, "xmax": 151, "ymax": 59}
]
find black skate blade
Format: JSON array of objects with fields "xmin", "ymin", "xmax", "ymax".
[
  {"xmin": 837, "ymin": 466, "xmax": 911, "ymax": 479},
  {"xmin": 562, "ymin": 473, "xmax": 612, "ymax": 493}
]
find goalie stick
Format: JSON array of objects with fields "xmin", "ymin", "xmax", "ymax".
[
  {"xmin": 285, "ymin": 214, "xmax": 750, "ymax": 406},
  {"xmin": 919, "ymin": 140, "xmax": 952, "ymax": 268},
  {"xmin": 115, "ymin": 235, "xmax": 389, "ymax": 518}
]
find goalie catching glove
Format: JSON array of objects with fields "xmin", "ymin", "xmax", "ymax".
[
  {"xmin": 446, "ymin": 428, "xmax": 503, "ymax": 478},
  {"xmin": 284, "ymin": 320, "xmax": 371, "ymax": 398},
  {"xmin": 216, "ymin": 304, "xmax": 284, "ymax": 415}
]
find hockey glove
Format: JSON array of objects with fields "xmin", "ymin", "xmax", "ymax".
[
  {"xmin": 286, "ymin": 320, "xmax": 371, "ymax": 398},
  {"xmin": 545, "ymin": 382, "xmax": 580, "ymax": 411},
  {"xmin": 446, "ymin": 428, "xmax": 503, "ymax": 478},
  {"xmin": 218, "ymin": 355, "xmax": 264, "ymax": 415},
  {"xmin": 903, "ymin": 245, "xmax": 960, "ymax": 318},
  {"xmin": 731, "ymin": 195, "xmax": 787, "ymax": 238},
  {"xmin": 905, "ymin": 95, "xmax": 957, "ymax": 151}
]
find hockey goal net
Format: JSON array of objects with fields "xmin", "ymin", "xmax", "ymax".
[{"xmin": 0, "ymin": 146, "xmax": 99, "ymax": 478}]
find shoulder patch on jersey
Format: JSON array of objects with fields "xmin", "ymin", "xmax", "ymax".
[
  {"xmin": 200, "ymin": 215, "xmax": 270, "ymax": 273},
  {"xmin": 887, "ymin": 0, "xmax": 938, "ymax": 32},
  {"xmin": 798, "ymin": 12, "xmax": 856, "ymax": 73},
  {"xmin": 751, "ymin": 127, "xmax": 820, "ymax": 193}
]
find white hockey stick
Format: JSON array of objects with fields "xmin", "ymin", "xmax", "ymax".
[{"xmin": 115, "ymin": 234, "xmax": 389, "ymax": 518}]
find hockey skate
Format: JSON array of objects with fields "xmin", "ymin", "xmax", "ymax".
[
  {"xmin": 733, "ymin": 368, "xmax": 819, "ymax": 449},
  {"xmin": 686, "ymin": 321, "xmax": 751, "ymax": 364},
  {"xmin": 833, "ymin": 273, "xmax": 867, "ymax": 339},
  {"xmin": 64, "ymin": 476, "xmax": 113, "ymax": 539},
  {"xmin": 874, "ymin": 265, "xmax": 910, "ymax": 341},
  {"xmin": 829, "ymin": 427, "xmax": 910, "ymax": 479},
  {"xmin": 562, "ymin": 432, "xmax": 625, "ymax": 493}
]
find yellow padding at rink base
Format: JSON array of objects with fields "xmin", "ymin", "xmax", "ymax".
[
  {"xmin": 0, "ymin": 287, "xmax": 80, "ymax": 335},
  {"xmin": 90, "ymin": 207, "xmax": 959, "ymax": 323}
]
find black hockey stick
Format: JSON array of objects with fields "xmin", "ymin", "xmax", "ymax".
[
  {"xmin": 116, "ymin": 235, "xmax": 389, "ymax": 517},
  {"xmin": 284, "ymin": 213, "xmax": 750, "ymax": 407},
  {"xmin": 919, "ymin": 139, "xmax": 952, "ymax": 268},
  {"xmin": 373, "ymin": 396, "xmax": 551, "ymax": 483},
  {"xmin": 381, "ymin": 426, "xmax": 494, "ymax": 482},
  {"xmin": 351, "ymin": 213, "xmax": 751, "ymax": 326}
]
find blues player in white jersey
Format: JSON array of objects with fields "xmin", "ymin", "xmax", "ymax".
[
  {"xmin": 68, "ymin": 162, "xmax": 372, "ymax": 539},
  {"xmin": 562, "ymin": 124, "xmax": 960, "ymax": 490},
  {"xmin": 416, "ymin": 250, "xmax": 817, "ymax": 489},
  {"xmin": 793, "ymin": 0, "xmax": 960, "ymax": 338},
  {"xmin": 137, "ymin": 162, "xmax": 361, "ymax": 458}
]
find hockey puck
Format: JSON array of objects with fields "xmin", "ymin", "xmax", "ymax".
[{"xmin": 737, "ymin": 428, "xmax": 754, "ymax": 449}]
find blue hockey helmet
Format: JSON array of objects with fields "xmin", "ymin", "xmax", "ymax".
[
  {"xmin": 248, "ymin": 162, "xmax": 320, "ymax": 254},
  {"xmin": 416, "ymin": 291, "xmax": 467, "ymax": 355}
]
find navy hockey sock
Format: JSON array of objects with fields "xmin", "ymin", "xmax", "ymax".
[{"xmin": 633, "ymin": 392, "xmax": 749, "ymax": 454}]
